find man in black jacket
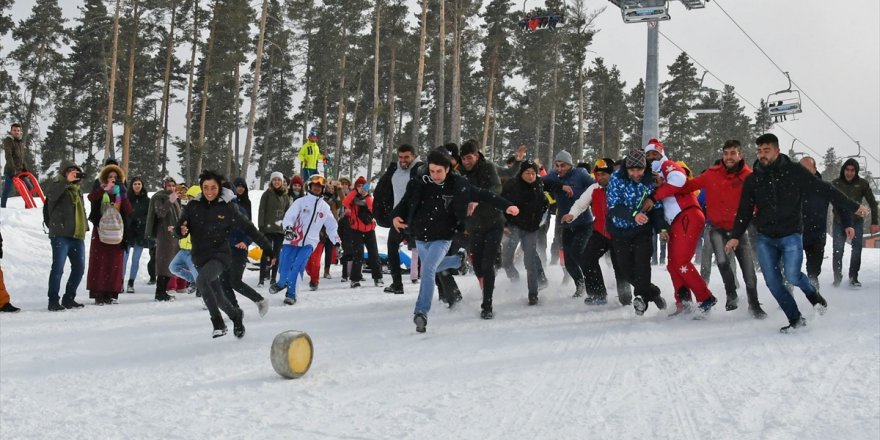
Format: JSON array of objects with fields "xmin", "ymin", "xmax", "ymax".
[
  {"xmin": 831, "ymin": 158, "xmax": 879, "ymax": 287},
  {"xmin": 373, "ymin": 144, "xmax": 424, "ymax": 294},
  {"xmin": 727, "ymin": 134, "xmax": 858, "ymax": 333},
  {"xmin": 177, "ymin": 171, "xmax": 274, "ymax": 339},
  {"xmin": 392, "ymin": 150, "xmax": 518, "ymax": 332},
  {"xmin": 501, "ymin": 160, "xmax": 548, "ymax": 306}
]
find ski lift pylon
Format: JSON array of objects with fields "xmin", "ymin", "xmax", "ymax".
[{"xmin": 766, "ymin": 72, "xmax": 802, "ymax": 122}]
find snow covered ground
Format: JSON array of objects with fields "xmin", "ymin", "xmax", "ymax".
[{"xmin": 1, "ymin": 193, "xmax": 879, "ymax": 440}]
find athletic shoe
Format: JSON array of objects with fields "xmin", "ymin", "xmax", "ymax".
[
  {"xmin": 456, "ymin": 249, "xmax": 470, "ymax": 276},
  {"xmin": 350, "ymin": 281, "xmax": 361, "ymax": 288},
  {"xmin": 48, "ymin": 301, "xmax": 65, "ymax": 312},
  {"xmin": 256, "ymin": 298, "xmax": 269, "ymax": 317},
  {"xmin": 283, "ymin": 297, "xmax": 297, "ymax": 305},
  {"xmin": 780, "ymin": 316, "xmax": 806, "ymax": 333},
  {"xmin": 584, "ymin": 295, "xmax": 607, "ymax": 306},
  {"xmin": 528, "ymin": 296, "xmax": 539, "ymax": 306},
  {"xmin": 384, "ymin": 284, "xmax": 404, "ymax": 294},
  {"xmin": 633, "ymin": 296, "xmax": 647, "ymax": 316},
  {"xmin": 480, "ymin": 309, "xmax": 494, "ymax": 320},
  {"xmin": 309, "ymin": 282, "xmax": 319, "ymax": 291},
  {"xmin": 850, "ymin": 277, "xmax": 862, "ymax": 288},
  {"xmin": 374, "ymin": 279, "xmax": 384, "ymax": 287},
  {"xmin": 413, "ymin": 313, "xmax": 428, "ymax": 333}
]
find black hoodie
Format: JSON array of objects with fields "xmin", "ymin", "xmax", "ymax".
[
  {"xmin": 500, "ymin": 161, "xmax": 548, "ymax": 232},
  {"xmin": 832, "ymin": 158, "xmax": 878, "ymax": 225}
]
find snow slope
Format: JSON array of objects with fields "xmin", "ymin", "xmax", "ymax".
[{"xmin": 1, "ymin": 194, "xmax": 879, "ymax": 440}]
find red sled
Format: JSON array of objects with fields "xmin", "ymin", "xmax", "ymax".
[{"xmin": 11, "ymin": 171, "xmax": 45, "ymax": 209}]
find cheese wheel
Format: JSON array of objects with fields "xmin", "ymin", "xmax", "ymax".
[{"xmin": 270, "ymin": 331, "xmax": 314, "ymax": 379}]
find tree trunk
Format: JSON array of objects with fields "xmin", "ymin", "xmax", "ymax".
[
  {"xmin": 434, "ymin": 0, "xmax": 445, "ymax": 147},
  {"xmin": 240, "ymin": 0, "xmax": 269, "ymax": 179},
  {"xmin": 533, "ymin": 87, "xmax": 542, "ymax": 164},
  {"xmin": 334, "ymin": 23, "xmax": 349, "ymax": 179},
  {"xmin": 386, "ymin": 45, "xmax": 397, "ymax": 160},
  {"xmin": 548, "ymin": 62, "xmax": 558, "ymax": 167},
  {"xmin": 121, "ymin": 0, "xmax": 140, "ymax": 173},
  {"xmin": 196, "ymin": 11, "xmax": 218, "ymax": 175},
  {"xmin": 258, "ymin": 67, "xmax": 275, "ymax": 188},
  {"xmin": 232, "ymin": 63, "xmax": 241, "ymax": 176},
  {"xmin": 156, "ymin": 0, "xmax": 177, "ymax": 177},
  {"xmin": 367, "ymin": 1, "xmax": 380, "ymax": 181},
  {"xmin": 104, "ymin": 0, "xmax": 123, "ymax": 161},
  {"xmin": 480, "ymin": 48, "xmax": 497, "ymax": 157},
  {"xmin": 302, "ymin": 38, "xmax": 312, "ymax": 142},
  {"xmin": 349, "ymin": 71, "xmax": 363, "ymax": 180},
  {"xmin": 183, "ymin": 0, "xmax": 199, "ymax": 183},
  {"xmin": 410, "ymin": 0, "xmax": 428, "ymax": 149},
  {"xmin": 577, "ymin": 67, "xmax": 584, "ymax": 162},
  {"xmin": 450, "ymin": 0, "xmax": 462, "ymax": 145}
]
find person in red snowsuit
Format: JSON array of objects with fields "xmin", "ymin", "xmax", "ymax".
[{"xmin": 646, "ymin": 139, "xmax": 717, "ymax": 315}]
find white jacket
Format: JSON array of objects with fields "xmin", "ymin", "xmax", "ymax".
[
  {"xmin": 567, "ymin": 182, "xmax": 600, "ymax": 222},
  {"xmin": 282, "ymin": 193, "xmax": 340, "ymax": 248}
]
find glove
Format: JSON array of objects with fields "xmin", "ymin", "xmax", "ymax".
[
  {"xmin": 335, "ymin": 243, "xmax": 343, "ymax": 258},
  {"xmin": 103, "ymin": 182, "xmax": 114, "ymax": 192},
  {"xmin": 112, "ymin": 184, "xmax": 120, "ymax": 196},
  {"xmin": 284, "ymin": 226, "xmax": 299, "ymax": 242}
]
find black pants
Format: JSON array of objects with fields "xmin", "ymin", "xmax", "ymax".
[
  {"xmin": 260, "ymin": 233, "xmax": 284, "ymax": 284},
  {"xmin": 582, "ymin": 232, "xmax": 629, "ymax": 300},
  {"xmin": 147, "ymin": 244, "xmax": 156, "ymax": 280},
  {"xmin": 223, "ymin": 251, "xmax": 264, "ymax": 308},
  {"xmin": 561, "ymin": 224, "xmax": 592, "ymax": 285},
  {"xmin": 197, "ymin": 259, "xmax": 239, "ymax": 322},
  {"xmin": 611, "ymin": 230, "xmax": 661, "ymax": 302},
  {"xmin": 803, "ymin": 238, "xmax": 825, "ymax": 280},
  {"xmin": 339, "ymin": 218, "xmax": 354, "ymax": 279},
  {"xmin": 387, "ymin": 227, "xmax": 406, "ymax": 286},
  {"xmin": 469, "ymin": 227, "xmax": 504, "ymax": 312},
  {"xmin": 351, "ymin": 229, "xmax": 383, "ymax": 282}
]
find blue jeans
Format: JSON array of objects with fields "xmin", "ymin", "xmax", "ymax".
[
  {"xmin": 122, "ymin": 245, "xmax": 145, "ymax": 281},
  {"xmin": 755, "ymin": 233, "xmax": 817, "ymax": 322},
  {"xmin": 169, "ymin": 250, "xmax": 198, "ymax": 283},
  {"xmin": 277, "ymin": 244, "xmax": 314, "ymax": 299},
  {"xmin": 414, "ymin": 240, "xmax": 462, "ymax": 315},
  {"xmin": 832, "ymin": 220, "xmax": 864, "ymax": 279},
  {"xmin": 48, "ymin": 236, "xmax": 86, "ymax": 302},
  {"xmin": 1, "ymin": 171, "xmax": 13, "ymax": 208}
]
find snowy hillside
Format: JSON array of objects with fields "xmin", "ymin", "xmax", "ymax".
[{"xmin": 1, "ymin": 194, "xmax": 879, "ymax": 440}]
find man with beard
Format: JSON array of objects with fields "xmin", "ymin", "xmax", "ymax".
[
  {"xmin": 671, "ymin": 140, "xmax": 767, "ymax": 318},
  {"xmin": 726, "ymin": 133, "xmax": 856, "ymax": 333},
  {"xmin": 831, "ymin": 158, "xmax": 879, "ymax": 287}
]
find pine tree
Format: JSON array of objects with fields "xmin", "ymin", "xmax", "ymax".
[
  {"xmin": 821, "ymin": 147, "xmax": 842, "ymax": 181},
  {"xmin": 478, "ymin": 0, "xmax": 515, "ymax": 160},
  {"xmin": 0, "ymin": 0, "xmax": 14, "ymax": 114},
  {"xmin": 659, "ymin": 52, "xmax": 699, "ymax": 161},
  {"xmin": 585, "ymin": 58, "xmax": 627, "ymax": 161},
  {"xmin": 623, "ymin": 79, "xmax": 645, "ymax": 156}
]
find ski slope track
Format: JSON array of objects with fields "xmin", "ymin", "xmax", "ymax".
[{"xmin": 1, "ymin": 193, "xmax": 878, "ymax": 440}]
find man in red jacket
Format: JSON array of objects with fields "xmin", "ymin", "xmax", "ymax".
[
  {"xmin": 647, "ymin": 139, "xmax": 717, "ymax": 317},
  {"xmin": 343, "ymin": 176, "xmax": 385, "ymax": 288},
  {"xmin": 675, "ymin": 140, "xmax": 766, "ymax": 318}
]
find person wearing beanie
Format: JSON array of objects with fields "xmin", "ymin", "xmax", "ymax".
[
  {"xmin": 372, "ymin": 143, "xmax": 425, "ymax": 294},
  {"xmin": 727, "ymin": 133, "xmax": 859, "ymax": 332},
  {"xmin": 343, "ymin": 176, "xmax": 385, "ymax": 288},
  {"xmin": 86, "ymin": 163, "xmax": 132, "ymax": 305},
  {"xmin": 289, "ymin": 174, "xmax": 305, "ymax": 201},
  {"xmin": 605, "ymin": 149, "xmax": 667, "ymax": 316},
  {"xmin": 541, "ymin": 149, "xmax": 596, "ymax": 298},
  {"xmin": 831, "ymin": 157, "xmax": 879, "ymax": 287},
  {"xmin": 646, "ymin": 138, "xmax": 719, "ymax": 316},
  {"xmin": 561, "ymin": 158, "xmax": 632, "ymax": 306},
  {"xmin": 44, "ymin": 161, "xmax": 88, "ymax": 310},
  {"xmin": 258, "ymin": 172, "xmax": 292, "ymax": 287},
  {"xmin": 500, "ymin": 160, "xmax": 549, "ymax": 306}
]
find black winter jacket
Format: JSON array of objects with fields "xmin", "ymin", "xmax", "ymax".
[
  {"xmin": 500, "ymin": 168, "xmax": 548, "ymax": 232},
  {"xmin": 177, "ymin": 188, "xmax": 272, "ymax": 269},
  {"xmin": 373, "ymin": 159, "xmax": 424, "ymax": 227},
  {"xmin": 459, "ymin": 153, "xmax": 505, "ymax": 233},
  {"xmin": 832, "ymin": 158, "xmax": 879, "ymax": 225},
  {"xmin": 733, "ymin": 154, "xmax": 856, "ymax": 239},
  {"xmin": 127, "ymin": 189, "xmax": 151, "ymax": 247}
]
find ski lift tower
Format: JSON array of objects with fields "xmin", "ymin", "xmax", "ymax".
[{"xmin": 608, "ymin": 1, "xmax": 708, "ymax": 146}]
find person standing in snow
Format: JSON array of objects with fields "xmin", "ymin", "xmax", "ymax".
[
  {"xmin": 605, "ymin": 149, "xmax": 667, "ymax": 316},
  {"xmin": 342, "ymin": 176, "xmax": 384, "ymax": 288},
  {"xmin": 298, "ymin": 129, "xmax": 322, "ymax": 181},
  {"xmin": 221, "ymin": 178, "xmax": 269, "ymax": 318},
  {"xmin": 0, "ymin": 231, "xmax": 20, "ymax": 312},
  {"xmin": 86, "ymin": 163, "xmax": 132, "ymax": 305},
  {"xmin": 726, "ymin": 133, "xmax": 856, "ymax": 333},
  {"xmin": 561, "ymin": 158, "xmax": 631, "ymax": 306},
  {"xmin": 146, "ymin": 176, "xmax": 182, "ymax": 301},
  {"xmin": 392, "ymin": 150, "xmax": 519, "ymax": 332},
  {"xmin": 271, "ymin": 174, "xmax": 341, "ymax": 305},
  {"xmin": 122, "ymin": 177, "xmax": 150, "ymax": 293},
  {"xmin": 2, "ymin": 123, "xmax": 28, "ymax": 208},
  {"xmin": 831, "ymin": 158, "xmax": 879, "ymax": 287},
  {"xmin": 258, "ymin": 172, "xmax": 291, "ymax": 288},
  {"xmin": 541, "ymin": 150, "xmax": 596, "ymax": 298},
  {"xmin": 373, "ymin": 144, "xmax": 425, "ymax": 294},
  {"xmin": 177, "ymin": 171, "xmax": 274, "ymax": 338},
  {"xmin": 44, "ymin": 161, "xmax": 88, "ymax": 311},
  {"xmin": 500, "ymin": 159, "xmax": 549, "ymax": 307},
  {"xmin": 645, "ymin": 139, "xmax": 718, "ymax": 317}
]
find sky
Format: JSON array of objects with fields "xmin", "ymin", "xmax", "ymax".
[{"xmin": 4, "ymin": 0, "xmax": 879, "ymax": 175}]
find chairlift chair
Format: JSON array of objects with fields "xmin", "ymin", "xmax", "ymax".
[
  {"xmin": 608, "ymin": 0, "xmax": 670, "ymax": 23},
  {"xmin": 688, "ymin": 71, "xmax": 722, "ymax": 114},
  {"xmin": 766, "ymin": 72, "xmax": 803, "ymax": 122},
  {"xmin": 518, "ymin": 13, "xmax": 565, "ymax": 32}
]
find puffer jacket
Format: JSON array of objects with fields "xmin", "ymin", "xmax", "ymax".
[
  {"xmin": 343, "ymin": 189, "xmax": 377, "ymax": 233},
  {"xmin": 500, "ymin": 163, "xmax": 548, "ymax": 232},
  {"xmin": 258, "ymin": 185, "xmax": 291, "ymax": 234},
  {"xmin": 606, "ymin": 161, "xmax": 665, "ymax": 238},
  {"xmin": 3, "ymin": 135, "xmax": 26, "ymax": 175},
  {"xmin": 542, "ymin": 166, "xmax": 595, "ymax": 229}
]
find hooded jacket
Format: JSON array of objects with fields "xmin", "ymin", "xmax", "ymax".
[
  {"xmin": 229, "ymin": 178, "xmax": 254, "ymax": 253},
  {"xmin": 177, "ymin": 187, "xmax": 272, "ymax": 269},
  {"xmin": 2, "ymin": 135, "xmax": 26, "ymax": 175},
  {"xmin": 298, "ymin": 140, "xmax": 321, "ymax": 170},
  {"xmin": 732, "ymin": 154, "xmax": 857, "ymax": 239},
  {"xmin": 500, "ymin": 162, "xmax": 548, "ymax": 232},
  {"xmin": 678, "ymin": 159, "xmax": 751, "ymax": 231},
  {"xmin": 43, "ymin": 160, "xmax": 88, "ymax": 240},
  {"xmin": 832, "ymin": 158, "xmax": 878, "ymax": 225},
  {"xmin": 258, "ymin": 182, "xmax": 291, "ymax": 234},
  {"xmin": 459, "ymin": 152, "xmax": 505, "ymax": 234},
  {"xmin": 343, "ymin": 189, "xmax": 377, "ymax": 233},
  {"xmin": 605, "ymin": 161, "xmax": 666, "ymax": 238}
]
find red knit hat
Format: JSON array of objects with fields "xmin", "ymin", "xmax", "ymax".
[
  {"xmin": 354, "ymin": 176, "xmax": 367, "ymax": 188},
  {"xmin": 291, "ymin": 175, "xmax": 304, "ymax": 186},
  {"xmin": 643, "ymin": 138, "xmax": 666, "ymax": 156}
]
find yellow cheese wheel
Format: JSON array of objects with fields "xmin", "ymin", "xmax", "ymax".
[{"xmin": 270, "ymin": 331, "xmax": 314, "ymax": 379}]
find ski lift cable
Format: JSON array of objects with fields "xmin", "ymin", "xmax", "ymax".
[
  {"xmin": 712, "ymin": 0, "xmax": 878, "ymax": 165},
  {"xmin": 657, "ymin": 31, "xmax": 823, "ymax": 159}
]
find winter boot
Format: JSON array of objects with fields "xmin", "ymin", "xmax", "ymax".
[
  {"xmin": 374, "ymin": 279, "xmax": 384, "ymax": 287},
  {"xmin": 413, "ymin": 313, "xmax": 428, "ymax": 333},
  {"xmin": 748, "ymin": 302, "xmax": 768, "ymax": 319},
  {"xmin": 633, "ymin": 296, "xmax": 648, "ymax": 316},
  {"xmin": 48, "ymin": 300, "xmax": 65, "ymax": 312},
  {"xmin": 572, "ymin": 280, "xmax": 586, "ymax": 298},
  {"xmin": 283, "ymin": 296, "xmax": 297, "ymax": 305},
  {"xmin": 480, "ymin": 309, "xmax": 495, "ymax": 320},
  {"xmin": 528, "ymin": 293, "xmax": 539, "ymax": 306},
  {"xmin": 147, "ymin": 277, "xmax": 157, "ymax": 286},
  {"xmin": 350, "ymin": 280, "xmax": 361, "ymax": 288},
  {"xmin": 725, "ymin": 289, "xmax": 738, "ymax": 311},
  {"xmin": 211, "ymin": 316, "xmax": 227, "ymax": 338},
  {"xmin": 696, "ymin": 295, "xmax": 718, "ymax": 318},
  {"xmin": 807, "ymin": 292, "xmax": 827, "ymax": 315},
  {"xmin": 584, "ymin": 295, "xmax": 608, "ymax": 306},
  {"xmin": 0, "ymin": 303, "xmax": 20, "ymax": 313},
  {"xmin": 126, "ymin": 279, "xmax": 135, "ymax": 294},
  {"xmin": 832, "ymin": 273, "xmax": 842, "ymax": 287},
  {"xmin": 456, "ymin": 248, "xmax": 470, "ymax": 276},
  {"xmin": 256, "ymin": 298, "xmax": 269, "ymax": 317},
  {"xmin": 231, "ymin": 308, "xmax": 245, "ymax": 339},
  {"xmin": 384, "ymin": 283, "xmax": 405, "ymax": 294},
  {"xmin": 617, "ymin": 284, "xmax": 633, "ymax": 306},
  {"xmin": 780, "ymin": 316, "xmax": 806, "ymax": 333},
  {"xmin": 309, "ymin": 282, "xmax": 319, "ymax": 291},
  {"xmin": 850, "ymin": 277, "xmax": 862, "ymax": 288},
  {"xmin": 155, "ymin": 291, "xmax": 175, "ymax": 302},
  {"xmin": 61, "ymin": 297, "xmax": 84, "ymax": 309}
]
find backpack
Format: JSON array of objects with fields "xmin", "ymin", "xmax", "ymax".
[{"xmin": 98, "ymin": 203, "xmax": 125, "ymax": 245}]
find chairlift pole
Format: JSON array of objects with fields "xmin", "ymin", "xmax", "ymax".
[{"xmin": 642, "ymin": 22, "xmax": 660, "ymax": 146}]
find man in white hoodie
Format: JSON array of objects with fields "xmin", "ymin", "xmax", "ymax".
[{"xmin": 271, "ymin": 174, "xmax": 340, "ymax": 305}]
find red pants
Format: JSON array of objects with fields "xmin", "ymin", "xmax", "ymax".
[
  {"xmin": 306, "ymin": 242, "xmax": 337, "ymax": 284},
  {"xmin": 667, "ymin": 208, "xmax": 713, "ymax": 304}
]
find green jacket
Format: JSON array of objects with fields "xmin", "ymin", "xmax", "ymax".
[
  {"xmin": 832, "ymin": 158, "xmax": 878, "ymax": 225},
  {"xmin": 298, "ymin": 141, "xmax": 321, "ymax": 170},
  {"xmin": 43, "ymin": 161, "xmax": 87, "ymax": 240},
  {"xmin": 258, "ymin": 186, "xmax": 291, "ymax": 234}
]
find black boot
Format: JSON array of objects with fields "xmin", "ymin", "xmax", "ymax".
[
  {"xmin": 126, "ymin": 279, "xmax": 135, "ymax": 293},
  {"xmin": 155, "ymin": 276, "xmax": 175, "ymax": 302},
  {"xmin": 230, "ymin": 308, "xmax": 245, "ymax": 338},
  {"xmin": 61, "ymin": 296, "xmax": 84, "ymax": 309},
  {"xmin": 211, "ymin": 316, "xmax": 227, "ymax": 338},
  {"xmin": 725, "ymin": 289, "xmax": 738, "ymax": 311},
  {"xmin": 48, "ymin": 300, "xmax": 65, "ymax": 312}
]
